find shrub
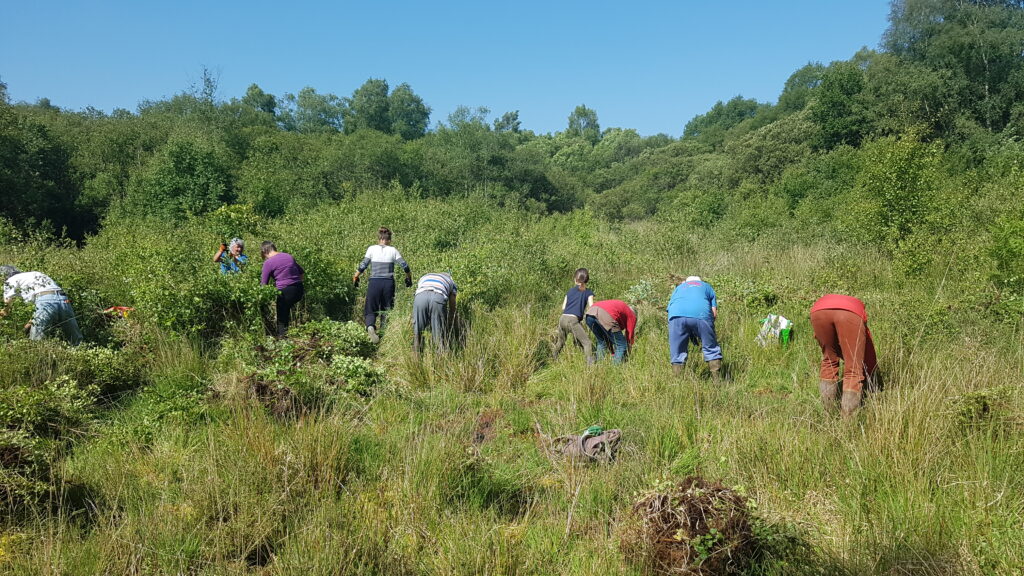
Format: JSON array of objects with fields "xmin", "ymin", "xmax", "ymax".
[{"xmin": 0, "ymin": 375, "xmax": 97, "ymax": 438}]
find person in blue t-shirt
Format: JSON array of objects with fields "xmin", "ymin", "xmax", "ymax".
[
  {"xmin": 214, "ymin": 238, "xmax": 249, "ymax": 274},
  {"xmin": 552, "ymin": 268, "xmax": 595, "ymax": 364},
  {"xmin": 667, "ymin": 275, "xmax": 722, "ymax": 379}
]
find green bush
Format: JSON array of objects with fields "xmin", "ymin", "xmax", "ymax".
[
  {"xmin": 0, "ymin": 340, "xmax": 145, "ymax": 399},
  {"xmin": 990, "ymin": 216, "xmax": 1024, "ymax": 315},
  {"xmin": 0, "ymin": 375, "xmax": 97, "ymax": 438}
]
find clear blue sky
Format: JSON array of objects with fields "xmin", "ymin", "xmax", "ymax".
[{"xmin": 1, "ymin": 0, "xmax": 892, "ymax": 136}]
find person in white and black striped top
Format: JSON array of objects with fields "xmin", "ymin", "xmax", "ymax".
[
  {"xmin": 353, "ymin": 227, "xmax": 412, "ymax": 343},
  {"xmin": 412, "ymin": 272, "xmax": 457, "ymax": 355}
]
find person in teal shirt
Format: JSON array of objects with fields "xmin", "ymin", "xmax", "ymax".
[{"xmin": 214, "ymin": 238, "xmax": 249, "ymax": 274}]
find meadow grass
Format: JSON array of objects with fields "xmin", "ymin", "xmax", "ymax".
[{"xmin": 2, "ymin": 211, "xmax": 1022, "ymax": 575}]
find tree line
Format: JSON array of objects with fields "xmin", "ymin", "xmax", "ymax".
[{"xmin": 2, "ymin": 0, "xmax": 1024, "ymax": 307}]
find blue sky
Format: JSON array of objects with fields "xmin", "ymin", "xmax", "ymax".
[{"xmin": 1, "ymin": 1, "xmax": 892, "ymax": 136}]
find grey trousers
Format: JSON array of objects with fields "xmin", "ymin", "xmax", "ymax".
[
  {"xmin": 552, "ymin": 314, "xmax": 593, "ymax": 362},
  {"xmin": 413, "ymin": 291, "xmax": 449, "ymax": 353}
]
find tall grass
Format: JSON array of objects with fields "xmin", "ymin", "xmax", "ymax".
[{"xmin": 2, "ymin": 202, "xmax": 1022, "ymax": 575}]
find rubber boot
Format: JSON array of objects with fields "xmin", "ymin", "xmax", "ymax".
[
  {"xmin": 708, "ymin": 359, "xmax": 722, "ymax": 381},
  {"xmin": 819, "ymin": 379, "xmax": 839, "ymax": 412},
  {"xmin": 367, "ymin": 325, "xmax": 380, "ymax": 344},
  {"xmin": 840, "ymin": 389, "xmax": 861, "ymax": 419},
  {"xmin": 672, "ymin": 364, "xmax": 683, "ymax": 376}
]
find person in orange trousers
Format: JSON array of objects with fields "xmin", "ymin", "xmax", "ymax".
[{"xmin": 809, "ymin": 294, "xmax": 878, "ymax": 417}]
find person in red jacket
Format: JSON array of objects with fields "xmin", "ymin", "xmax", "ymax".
[
  {"xmin": 585, "ymin": 299, "xmax": 637, "ymax": 364},
  {"xmin": 809, "ymin": 294, "xmax": 878, "ymax": 417}
]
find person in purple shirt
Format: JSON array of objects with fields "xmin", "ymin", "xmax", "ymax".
[{"xmin": 260, "ymin": 241, "xmax": 305, "ymax": 337}]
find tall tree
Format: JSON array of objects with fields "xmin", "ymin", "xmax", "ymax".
[
  {"xmin": 494, "ymin": 111, "xmax": 521, "ymax": 134},
  {"xmin": 683, "ymin": 96, "xmax": 766, "ymax": 149},
  {"xmin": 387, "ymin": 83, "xmax": 430, "ymax": 139},
  {"xmin": 884, "ymin": 0, "xmax": 1024, "ymax": 131},
  {"xmin": 810, "ymin": 61, "xmax": 870, "ymax": 148},
  {"xmin": 343, "ymin": 78, "xmax": 391, "ymax": 134},
  {"xmin": 566, "ymin": 105, "xmax": 601, "ymax": 144},
  {"xmin": 241, "ymin": 83, "xmax": 277, "ymax": 116},
  {"xmin": 279, "ymin": 87, "xmax": 344, "ymax": 133}
]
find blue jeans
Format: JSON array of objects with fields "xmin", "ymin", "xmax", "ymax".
[
  {"xmin": 668, "ymin": 316, "xmax": 721, "ymax": 365},
  {"xmin": 31, "ymin": 294, "xmax": 83, "ymax": 345},
  {"xmin": 586, "ymin": 315, "xmax": 628, "ymax": 363}
]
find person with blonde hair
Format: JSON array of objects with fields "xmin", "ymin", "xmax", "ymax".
[{"xmin": 353, "ymin": 226, "xmax": 412, "ymax": 343}]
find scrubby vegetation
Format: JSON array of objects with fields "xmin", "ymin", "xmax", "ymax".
[{"xmin": 2, "ymin": 1, "xmax": 1024, "ymax": 574}]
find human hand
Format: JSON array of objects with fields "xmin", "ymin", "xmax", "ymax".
[
  {"xmin": 352, "ymin": 273, "xmax": 360, "ymax": 287},
  {"xmin": 23, "ymin": 322, "xmax": 31, "ymax": 334},
  {"xmin": 219, "ymin": 243, "xmax": 227, "ymax": 251},
  {"xmin": 405, "ymin": 277, "xmax": 413, "ymax": 288}
]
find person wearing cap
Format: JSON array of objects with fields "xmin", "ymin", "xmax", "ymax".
[
  {"xmin": 353, "ymin": 227, "xmax": 412, "ymax": 344},
  {"xmin": 259, "ymin": 242, "xmax": 305, "ymax": 337},
  {"xmin": 1, "ymin": 265, "xmax": 83, "ymax": 345},
  {"xmin": 214, "ymin": 238, "xmax": 249, "ymax": 274},
  {"xmin": 585, "ymin": 299, "xmax": 636, "ymax": 364},
  {"xmin": 412, "ymin": 272, "xmax": 457, "ymax": 355},
  {"xmin": 809, "ymin": 294, "xmax": 878, "ymax": 418},
  {"xmin": 667, "ymin": 275, "xmax": 722, "ymax": 379}
]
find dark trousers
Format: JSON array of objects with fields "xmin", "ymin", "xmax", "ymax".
[
  {"xmin": 276, "ymin": 283, "xmax": 304, "ymax": 337},
  {"xmin": 364, "ymin": 277, "xmax": 395, "ymax": 328}
]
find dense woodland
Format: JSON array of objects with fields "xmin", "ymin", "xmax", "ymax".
[{"xmin": 2, "ymin": 1, "xmax": 1024, "ymax": 574}]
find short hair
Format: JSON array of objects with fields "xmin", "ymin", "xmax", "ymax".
[
  {"xmin": 229, "ymin": 238, "xmax": 244, "ymax": 251},
  {"xmin": 260, "ymin": 241, "xmax": 277, "ymax": 258},
  {"xmin": 574, "ymin": 268, "xmax": 590, "ymax": 284},
  {"xmin": 0, "ymin": 265, "xmax": 20, "ymax": 281},
  {"xmin": 378, "ymin": 227, "xmax": 392, "ymax": 242}
]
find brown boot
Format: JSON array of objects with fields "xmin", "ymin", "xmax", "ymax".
[
  {"xmin": 819, "ymin": 379, "xmax": 839, "ymax": 411},
  {"xmin": 708, "ymin": 359, "xmax": 722, "ymax": 381},
  {"xmin": 840, "ymin": 389, "xmax": 862, "ymax": 418},
  {"xmin": 672, "ymin": 364, "xmax": 683, "ymax": 376}
]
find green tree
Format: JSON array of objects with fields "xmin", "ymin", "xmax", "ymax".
[
  {"xmin": 810, "ymin": 60, "xmax": 871, "ymax": 148},
  {"xmin": 683, "ymin": 96, "xmax": 766, "ymax": 149},
  {"xmin": 342, "ymin": 78, "xmax": 391, "ymax": 134},
  {"xmin": 494, "ymin": 111, "xmax": 521, "ymax": 134},
  {"xmin": 884, "ymin": 0, "xmax": 1024, "ymax": 131},
  {"xmin": 128, "ymin": 130, "xmax": 234, "ymax": 218},
  {"xmin": 566, "ymin": 105, "xmax": 600, "ymax": 144},
  {"xmin": 387, "ymin": 82, "xmax": 430, "ymax": 139},
  {"xmin": 240, "ymin": 83, "xmax": 277, "ymax": 116},
  {"xmin": 777, "ymin": 63, "xmax": 826, "ymax": 113},
  {"xmin": 279, "ymin": 87, "xmax": 344, "ymax": 133},
  {"xmin": 0, "ymin": 101, "xmax": 78, "ymax": 235}
]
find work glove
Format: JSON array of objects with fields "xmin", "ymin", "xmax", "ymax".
[
  {"xmin": 219, "ymin": 243, "xmax": 227, "ymax": 251},
  {"xmin": 352, "ymin": 273, "xmax": 360, "ymax": 287},
  {"xmin": 405, "ymin": 276, "xmax": 413, "ymax": 288}
]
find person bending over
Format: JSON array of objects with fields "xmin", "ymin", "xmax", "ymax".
[{"xmin": 260, "ymin": 242, "xmax": 305, "ymax": 337}]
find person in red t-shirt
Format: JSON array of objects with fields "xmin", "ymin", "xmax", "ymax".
[
  {"xmin": 809, "ymin": 294, "xmax": 879, "ymax": 417},
  {"xmin": 585, "ymin": 299, "xmax": 637, "ymax": 363}
]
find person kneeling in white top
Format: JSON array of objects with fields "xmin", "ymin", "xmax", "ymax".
[{"xmin": 1, "ymin": 265, "xmax": 83, "ymax": 345}]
